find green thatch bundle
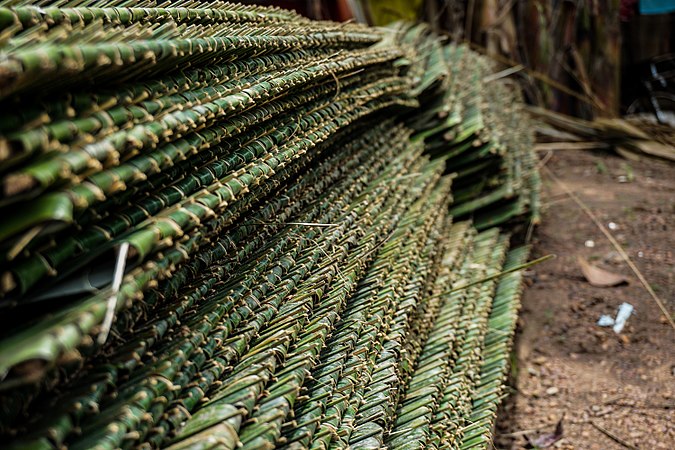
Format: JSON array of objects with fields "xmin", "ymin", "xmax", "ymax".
[
  {"xmin": 396, "ymin": 23, "xmax": 540, "ymax": 230},
  {"xmin": 0, "ymin": 3, "xmax": 537, "ymax": 449}
]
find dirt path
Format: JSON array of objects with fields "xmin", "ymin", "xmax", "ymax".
[{"xmin": 495, "ymin": 149, "xmax": 675, "ymax": 449}]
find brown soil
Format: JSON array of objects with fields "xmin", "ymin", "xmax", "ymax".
[{"xmin": 495, "ymin": 149, "xmax": 675, "ymax": 449}]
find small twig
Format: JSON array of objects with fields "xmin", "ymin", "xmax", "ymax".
[
  {"xmin": 601, "ymin": 394, "xmax": 624, "ymax": 405},
  {"xmin": 284, "ymin": 222, "xmax": 337, "ymax": 227},
  {"xmin": 362, "ymin": 227, "xmax": 396, "ymax": 260},
  {"xmin": 499, "ymin": 422, "xmax": 556, "ymax": 438},
  {"xmin": 98, "ymin": 242, "xmax": 130, "ymax": 345},
  {"xmin": 536, "ymin": 150, "xmax": 554, "ymax": 169},
  {"xmin": 483, "ymin": 64, "xmax": 525, "ymax": 83},
  {"xmin": 328, "ymin": 70, "xmax": 341, "ymax": 101},
  {"xmin": 431, "ymin": 254, "xmax": 555, "ymax": 298},
  {"xmin": 543, "ymin": 166, "xmax": 675, "ymax": 331},
  {"xmin": 525, "ymin": 217, "xmax": 536, "ymax": 243},
  {"xmin": 464, "ymin": 40, "xmax": 606, "ymax": 111},
  {"xmin": 246, "ymin": 220, "xmax": 337, "ymax": 228},
  {"xmin": 590, "ymin": 421, "xmax": 638, "ymax": 450},
  {"xmin": 534, "ymin": 142, "xmax": 610, "ymax": 152},
  {"xmin": 606, "ymin": 401, "xmax": 675, "ymax": 410},
  {"xmin": 490, "ymin": 0, "xmax": 517, "ymax": 27},
  {"xmin": 541, "ymin": 196, "xmax": 573, "ymax": 208},
  {"xmin": 392, "ymin": 172, "xmax": 422, "ymax": 181}
]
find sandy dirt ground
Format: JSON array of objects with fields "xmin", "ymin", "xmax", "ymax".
[{"xmin": 495, "ymin": 148, "xmax": 674, "ymax": 449}]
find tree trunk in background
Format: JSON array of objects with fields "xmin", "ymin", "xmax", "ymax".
[
  {"xmin": 466, "ymin": 0, "xmax": 621, "ymax": 118},
  {"xmin": 577, "ymin": 0, "xmax": 622, "ymax": 118}
]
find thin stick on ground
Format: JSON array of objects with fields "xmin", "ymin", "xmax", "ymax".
[
  {"xmin": 498, "ymin": 421, "xmax": 558, "ymax": 438},
  {"xmin": 536, "ymin": 150, "xmax": 554, "ymax": 169},
  {"xmin": 590, "ymin": 420, "xmax": 639, "ymax": 450},
  {"xmin": 542, "ymin": 165, "xmax": 675, "ymax": 331}
]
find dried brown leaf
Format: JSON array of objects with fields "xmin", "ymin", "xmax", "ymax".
[
  {"xmin": 525, "ymin": 416, "xmax": 564, "ymax": 448},
  {"xmin": 577, "ymin": 256, "xmax": 628, "ymax": 287}
]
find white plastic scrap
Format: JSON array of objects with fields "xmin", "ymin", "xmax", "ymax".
[
  {"xmin": 597, "ymin": 302, "xmax": 634, "ymax": 333},
  {"xmin": 597, "ymin": 315, "xmax": 615, "ymax": 327},
  {"xmin": 613, "ymin": 303, "xmax": 634, "ymax": 333}
]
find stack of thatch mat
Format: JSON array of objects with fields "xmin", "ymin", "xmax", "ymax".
[
  {"xmin": 401, "ymin": 23, "xmax": 540, "ymax": 230},
  {"xmin": 0, "ymin": 4, "xmax": 537, "ymax": 449}
]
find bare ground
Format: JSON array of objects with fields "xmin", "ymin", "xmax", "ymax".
[{"xmin": 495, "ymin": 148, "xmax": 675, "ymax": 450}]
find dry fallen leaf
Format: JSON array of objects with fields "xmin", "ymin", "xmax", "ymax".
[
  {"xmin": 525, "ymin": 416, "xmax": 565, "ymax": 448},
  {"xmin": 577, "ymin": 256, "xmax": 628, "ymax": 287}
]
